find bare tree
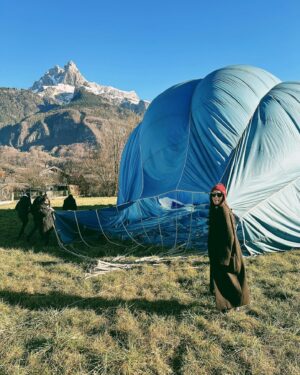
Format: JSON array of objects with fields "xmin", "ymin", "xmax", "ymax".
[{"xmin": 80, "ymin": 116, "xmax": 138, "ymax": 196}]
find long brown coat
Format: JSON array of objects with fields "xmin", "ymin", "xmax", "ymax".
[{"xmin": 208, "ymin": 202, "xmax": 250, "ymax": 310}]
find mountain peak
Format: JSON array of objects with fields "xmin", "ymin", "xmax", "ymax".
[
  {"xmin": 29, "ymin": 61, "xmax": 148, "ymax": 111},
  {"xmin": 31, "ymin": 61, "xmax": 86, "ymax": 92},
  {"xmin": 66, "ymin": 60, "xmax": 76, "ymax": 67},
  {"xmin": 64, "ymin": 60, "xmax": 80, "ymax": 73}
]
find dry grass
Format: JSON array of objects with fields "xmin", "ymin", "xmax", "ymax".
[{"xmin": 0, "ymin": 198, "xmax": 299, "ymax": 374}]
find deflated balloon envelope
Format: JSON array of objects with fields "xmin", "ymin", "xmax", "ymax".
[{"xmin": 117, "ymin": 65, "xmax": 300, "ymax": 254}]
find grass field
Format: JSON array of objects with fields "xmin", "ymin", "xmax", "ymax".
[{"xmin": 0, "ymin": 198, "xmax": 299, "ymax": 374}]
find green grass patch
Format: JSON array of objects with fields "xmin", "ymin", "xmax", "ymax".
[{"xmin": 0, "ymin": 198, "xmax": 299, "ymax": 374}]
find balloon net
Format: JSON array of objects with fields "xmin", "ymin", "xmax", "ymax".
[{"xmin": 53, "ymin": 191, "xmax": 213, "ymax": 258}]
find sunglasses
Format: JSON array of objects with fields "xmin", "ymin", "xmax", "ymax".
[{"xmin": 211, "ymin": 192, "xmax": 223, "ymax": 198}]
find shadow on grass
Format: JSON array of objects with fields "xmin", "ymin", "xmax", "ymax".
[
  {"xmin": 0, "ymin": 289, "xmax": 197, "ymax": 317},
  {"xmin": 0, "ymin": 208, "xmax": 86, "ymax": 263},
  {"xmin": 0, "ymin": 205, "xmax": 126, "ymax": 261}
]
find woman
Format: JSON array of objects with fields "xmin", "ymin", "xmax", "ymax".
[{"xmin": 208, "ymin": 183, "xmax": 250, "ymax": 311}]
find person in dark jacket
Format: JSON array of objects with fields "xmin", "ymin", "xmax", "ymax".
[
  {"xmin": 27, "ymin": 194, "xmax": 54, "ymax": 245},
  {"xmin": 15, "ymin": 193, "xmax": 32, "ymax": 239},
  {"xmin": 62, "ymin": 194, "xmax": 77, "ymax": 210},
  {"xmin": 208, "ymin": 183, "xmax": 250, "ymax": 311}
]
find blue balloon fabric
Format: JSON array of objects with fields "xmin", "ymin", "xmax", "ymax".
[{"xmin": 54, "ymin": 65, "xmax": 300, "ymax": 254}]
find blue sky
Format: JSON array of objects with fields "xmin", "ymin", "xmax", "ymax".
[{"xmin": 0, "ymin": 0, "xmax": 299, "ymax": 100}]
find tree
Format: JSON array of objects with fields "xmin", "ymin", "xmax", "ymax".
[{"xmin": 79, "ymin": 116, "xmax": 138, "ymax": 196}]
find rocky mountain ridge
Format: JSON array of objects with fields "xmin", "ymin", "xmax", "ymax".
[
  {"xmin": 0, "ymin": 89, "xmax": 141, "ymax": 154},
  {"xmin": 30, "ymin": 61, "xmax": 148, "ymax": 111},
  {"xmin": 0, "ymin": 88, "xmax": 57, "ymax": 129},
  {"xmin": 0, "ymin": 62, "xmax": 146, "ymax": 154}
]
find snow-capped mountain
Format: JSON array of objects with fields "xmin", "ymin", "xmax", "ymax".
[
  {"xmin": 30, "ymin": 61, "xmax": 148, "ymax": 110},
  {"xmin": 31, "ymin": 61, "xmax": 86, "ymax": 89}
]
